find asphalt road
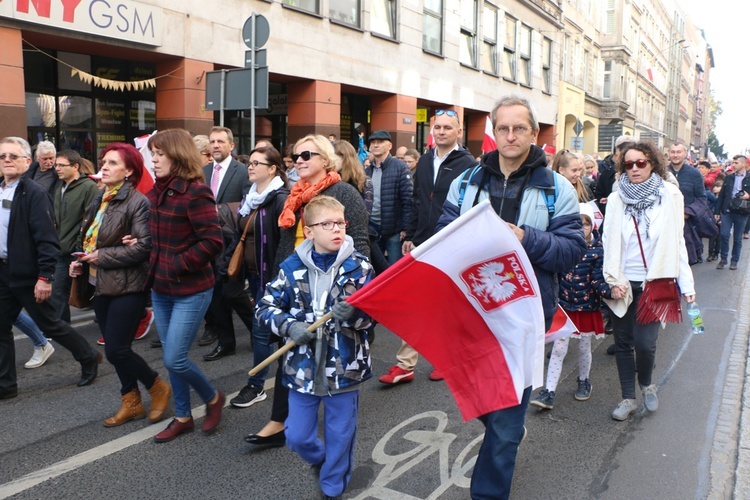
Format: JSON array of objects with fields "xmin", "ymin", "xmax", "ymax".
[{"xmin": 0, "ymin": 253, "xmax": 746, "ymax": 499}]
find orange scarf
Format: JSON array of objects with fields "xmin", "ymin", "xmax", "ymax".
[{"xmin": 278, "ymin": 170, "xmax": 341, "ymax": 228}]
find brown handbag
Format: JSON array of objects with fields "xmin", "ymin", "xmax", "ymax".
[
  {"xmin": 227, "ymin": 210, "xmax": 256, "ymax": 279},
  {"xmin": 69, "ymin": 265, "xmax": 94, "ymax": 309},
  {"xmin": 631, "ymin": 216, "xmax": 682, "ymax": 324}
]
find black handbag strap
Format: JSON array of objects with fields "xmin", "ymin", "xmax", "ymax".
[{"xmin": 632, "ymin": 216, "xmax": 648, "ymax": 270}]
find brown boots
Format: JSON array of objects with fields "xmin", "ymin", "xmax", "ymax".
[
  {"xmin": 104, "ymin": 377, "xmax": 172, "ymax": 427},
  {"xmin": 104, "ymin": 389, "xmax": 146, "ymax": 427},
  {"xmin": 147, "ymin": 376, "xmax": 172, "ymax": 423}
]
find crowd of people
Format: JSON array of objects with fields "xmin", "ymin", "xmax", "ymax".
[{"xmin": 1, "ymin": 91, "xmax": 746, "ymax": 498}]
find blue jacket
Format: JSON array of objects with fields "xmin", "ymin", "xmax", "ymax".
[
  {"xmin": 257, "ymin": 237, "xmax": 373, "ymax": 395},
  {"xmin": 559, "ymin": 235, "xmax": 611, "ymax": 312},
  {"xmin": 670, "ymin": 163, "xmax": 707, "ymax": 206},
  {"xmin": 366, "ymin": 155, "xmax": 413, "ymax": 238},
  {"xmin": 437, "ymin": 146, "xmax": 586, "ymax": 328}
]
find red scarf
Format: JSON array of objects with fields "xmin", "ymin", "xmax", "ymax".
[{"xmin": 278, "ymin": 170, "xmax": 341, "ymax": 229}]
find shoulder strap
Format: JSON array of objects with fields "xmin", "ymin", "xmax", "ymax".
[
  {"xmin": 457, "ymin": 164, "xmax": 481, "ymax": 210},
  {"xmin": 632, "ymin": 215, "xmax": 648, "ymax": 270},
  {"xmin": 545, "ymin": 170, "xmax": 558, "ymax": 219}
]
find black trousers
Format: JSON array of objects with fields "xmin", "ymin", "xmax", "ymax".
[
  {"xmin": 93, "ymin": 292, "xmax": 157, "ymax": 395},
  {"xmin": 0, "ymin": 261, "xmax": 97, "ymax": 392},
  {"xmin": 206, "ymin": 278, "xmax": 255, "ymax": 349}
]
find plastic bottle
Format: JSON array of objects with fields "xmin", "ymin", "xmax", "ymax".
[{"xmin": 687, "ymin": 302, "xmax": 704, "ymax": 334}]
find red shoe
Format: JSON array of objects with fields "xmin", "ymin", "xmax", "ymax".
[
  {"xmin": 428, "ymin": 369, "xmax": 445, "ymax": 381},
  {"xmin": 134, "ymin": 309, "xmax": 154, "ymax": 340},
  {"xmin": 154, "ymin": 417, "xmax": 194, "ymax": 443},
  {"xmin": 378, "ymin": 366, "xmax": 415, "ymax": 385},
  {"xmin": 96, "ymin": 337, "xmax": 105, "ymax": 346},
  {"xmin": 203, "ymin": 390, "xmax": 225, "ymax": 434}
]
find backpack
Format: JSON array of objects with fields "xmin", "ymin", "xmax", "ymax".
[{"xmin": 457, "ymin": 165, "xmax": 558, "ymax": 218}]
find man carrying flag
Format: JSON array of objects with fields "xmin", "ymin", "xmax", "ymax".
[{"xmin": 436, "ymin": 94, "xmax": 585, "ymax": 498}]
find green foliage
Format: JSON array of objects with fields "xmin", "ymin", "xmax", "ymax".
[{"xmin": 707, "ymin": 130, "xmax": 725, "ymax": 159}]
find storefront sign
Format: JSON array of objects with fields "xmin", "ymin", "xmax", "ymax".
[{"xmin": 0, "ymin": 0, "xmax": 163, "ymax": 46}]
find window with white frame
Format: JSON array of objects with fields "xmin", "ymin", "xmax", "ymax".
[
  {"xmin": 519, "ymin": 24, "xmax": 531, "ymax": 85},
  {"xmin": 371, "ymin": 0, "xmax": 396, "ymax": 39},
  {"xmin": 423, "ymin": 0, "xmax": 443, "ymax": 54},
  {"xmin": 282, "ymin": 0, "xmax": 319, "ymax": 14},
  {"xmin": 542, "ymin": 37, "xmax": 552, "ymax": 93},
  {"xmin": 481, "ymin": 3, "xmax": 498, "ymax": 74},
  {"xmin": 459, "ymin": 0, "xmax": 478, "ymax": 67},
  {"xmin": 604, "ymin": 0, "xmax": 615, "ymax": 34},
  {"xmin": 330, "ymin": 0, "xmax": 360, "ymax": 26},
  {"xmin": 504, "ymin": 15, "xmax": 517, "ymax": 80},
  {"xmin": 603, "ymin": 60, "xmax": 612, "ymax": 98}
]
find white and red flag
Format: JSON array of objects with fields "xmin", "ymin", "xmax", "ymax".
[
  {"xmin": 481, "ymin": 115, "xmax": 497, "ymax": 153},
  {"xmin": 347, "ymin": 200, "xmax": 545, "ymax": 421},
  {"xmin": 586, "ymin": 200, "xmax": 604, "ymax": 230},
  {"xmin": 134, "ymin": 132, "xmax": 156, "ymax": 194},
  {"xmin": 425, "ymin": 125, "xmax": 435, "ymax": 150},
  {"xmin": 544, "ymin": 306, "xmax": 579, "ymax": 344}
]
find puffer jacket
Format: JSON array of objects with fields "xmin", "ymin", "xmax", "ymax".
[
  {"xmin": 257, "ymin": 236, "xmax": 373, "ymax": 396},
  {"xmin": 77, "ymin": 181, "xmax": 151, "ymax": 296},
  {"xmin": 365, "ymin": 155, "xmax": 413, "ymax": 238},
  {"xmin": 558, "ymin": 234, "xmax": 612, "ymax": 312},
  {"xmin": 437, "ymin": 145, "xmax": 586, "ymax": 328}
]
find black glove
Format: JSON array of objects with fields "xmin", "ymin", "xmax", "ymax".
[
  {"xmin": 331, "ymin": 301, "xmax": 356, "ymax": 321},
  {"xmin": 287, "ymin": 321, "xmax": 315, "ymax": 345}
]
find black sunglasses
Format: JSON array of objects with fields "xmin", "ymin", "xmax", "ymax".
[
  {"xmin": 292, "ymin": 151, "xmax": 322, "ymax": 163},
  {"xmin": 435, "ymin": 109, "xmax": 458, "ymax": 117},
  {"xmin": 623, "ymin": 159, "xmax": 650, "ymax": 170}
]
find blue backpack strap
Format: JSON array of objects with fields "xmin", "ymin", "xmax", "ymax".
[
  {"xmin": 544, "ymin": 170, "xmax": 558, "ymax": 219},
  {"xmin": 457, "ymin": 164, "xmax": 481, "ymax": 210}
]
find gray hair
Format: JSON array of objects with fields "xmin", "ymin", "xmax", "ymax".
[
  {"xmin": 614, "ymin": 135, "xmax": 635, "ymax": 149},
  {"xmin": 1, "ymin": 136, "xmax": 32, "ymax": 158},
  {"xmin": 193, "ymin": 134, "xmax": 210, "ymax": 154},
  {"xmin": 35, "ymin": 140, "xmax": 56, "ymax": 159},
  {"xmin": 490, "ymin": 94, "xmax": 539, "ymax": 132}
]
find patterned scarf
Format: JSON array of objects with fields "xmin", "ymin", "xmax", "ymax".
[
  {"xmin": 618, "ymin": 172, "xmax": 663, "ymax": 235},
  {"xmin": 278, "ymin": 170, "xmax": 341, "ymax": 229},
  {"xmin": 83, "ymin": 184, "xmax": 122, "ymax": 254}
]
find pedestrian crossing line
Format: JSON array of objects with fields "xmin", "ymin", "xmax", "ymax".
[{"xmin": 0, "ymin": 377, "xmax": 275, "ymax": 499}]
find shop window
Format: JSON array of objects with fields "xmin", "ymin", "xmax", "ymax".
[
  {"xmin": 481, "ymin": 3, "xmax": 498, "ymax": 75},
  {"xmin": 371, "ymin": 0, "xmax": 396, "ymax": 39},
  {"xmin": 459, "ymin": 0, "xmax": 478, "ymax": 68},
  {"xmin": 330, "ymin": 0, "xmax": 360, "ymax": 27},
  {"xmin": 504, "ymin": 16, "xmax": 517, "ymax": 81},
  {"xmin": 26, "ymin": 93, "xmax": 57, "ymax": 128},
  {"xmin": 282, "ymin": 0, "xmax": 319, "ymax": 15},
  {"xmin": 423, "ymin": 0, "xmax": 443, "ymax": 55}
]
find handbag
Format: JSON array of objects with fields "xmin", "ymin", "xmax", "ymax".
[
  {"xmin": 227, "ymin": 209, "xmax": 256, "ymax": 279},
  {"xmin": 631, "ymin": 216, "xmax": 682, "ymax": 325},
  {"xmin": 729, "ymin": 196, "xmax": 750, "ymax": 215},
  {"xmin": 69, "ymin": 265, "xmax": 94, "ymax": 309}
]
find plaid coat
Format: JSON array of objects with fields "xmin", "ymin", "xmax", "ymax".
[{"xmin": 146, "ymin": 177, "xmax": 223, "ymax": 296}]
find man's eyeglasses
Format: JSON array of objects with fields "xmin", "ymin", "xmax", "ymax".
[
  {"xmin": 248, "ymin": 160, "xmax": 271, "ymax": 168},
  {"xmin": 0, "ymin": 153, "xmax": 28, "ymax": 161},
  {"xmin": 623, "ymin": 159, "xmax": 650, "ymax": 170},
  {"xmin": 292, "ymin": 151, "xmax": 322, "ymax": 162},
  {"xmin": 495, "ymin": 126, "xmax": 531, "ymax": 136},
  {"xmin": 54, "ymin": 163, "xmax": 72, "ymax": 168},
  {"xmin": 306, "ymin": 220, "xmax": 349, "ymax": 230},
  {"xmin": 435, "ymin": 109, "xmax": 458, "ymax": 117}
]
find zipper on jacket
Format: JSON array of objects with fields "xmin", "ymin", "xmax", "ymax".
[{"xmin": 498, "ymin": 177, "xmax": 508, "ymax": 216}]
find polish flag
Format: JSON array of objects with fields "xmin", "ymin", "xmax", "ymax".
[
  {"xmin": 425, "ymin": 125, "xmax": 435, "ymax": 150},
  {"xmin": 347, "ymin": 200, "xmax": 545, "ymax": 421},
  {"xmin": 481, "ymin": 115, "xmax": 497, "ymax": 153},
  {"xmin": 134, "ymin": 132, "xmax": 156, "ymax": 194},
  {"xmin": 586, "ymin": 200, "xmax": 604, "ymax": 230},
  {"xmin": 544, "ymin": 306, "xmax": 579, "ymax": 344}
]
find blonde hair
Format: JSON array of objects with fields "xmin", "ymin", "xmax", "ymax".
[
  {"xmin": 334, "ymin": 140, "xmax": 366, "ymax": 192},
  {"xmin": 552, "ymin": 150, "xmax": 589, "ymax": 202},
  {"xmin": 303, "ymin": 195, "xmax": 345, "ymax": 224},
  {"xmin": 193, "ymin": 135, "xmax": 210, "ymax": 155},
  {"xmin": 294, "ymin": 134, "xmax": 338, "ymax": 172}
]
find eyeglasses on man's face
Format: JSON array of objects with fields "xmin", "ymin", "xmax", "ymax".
[
  {"xmin": 306, "ymin": 220, "xmax": 349, "ymax": 230},
  {"xmin": 292, "ymin": 151, "xmax": 322, "ymax": 163},
  {"xmin": 495, "ymin": 125, "xmax": 531, "ymax": 136},
  {"xmin": 0, "ymin": 153, "xmax": 28, "ymax": 161}
]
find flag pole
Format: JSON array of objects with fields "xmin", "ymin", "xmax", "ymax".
[{"xmin": 248, "ymin": 312, "xmax": 333, "ymax": 376}]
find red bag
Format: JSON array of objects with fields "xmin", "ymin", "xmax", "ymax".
[{"xmin": 631, "ymin": 217, "xmax": 682, "ymax": 325}]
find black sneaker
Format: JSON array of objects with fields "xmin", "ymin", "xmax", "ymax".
[
  {"xmin": 717, "ymin": 259, "xmax": 727, "ymax": 270},
  {"xmin": 575, "ymin": 378, "xmax": 592, "ymax": 401},
  {"xmin": 230, "ymin": 385, "xmax": 267, "ymax": 408},
  {"xmin": 530, "ymin": 389, "xmax": 555, "ymax": 410}
]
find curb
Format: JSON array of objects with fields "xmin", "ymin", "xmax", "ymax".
[{"xmin": 735, "ymin": 256, "xmax": 750, "ymax": 498}]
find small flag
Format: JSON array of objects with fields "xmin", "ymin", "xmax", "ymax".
[
  {"xmin": 545, "ymin": 306, "xmax": 578, "ymax": 344},
  {"xmin": 481, "ymin": 116, "xmax": 497, "ymax": 153}
]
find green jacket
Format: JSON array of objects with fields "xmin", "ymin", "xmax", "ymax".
[{"xmin": 54, "ymin": 176, "xmax": 99, "ymax": 255}]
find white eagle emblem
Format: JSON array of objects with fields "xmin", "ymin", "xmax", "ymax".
[{"xmin": 468, "ymin": 261, "xmax": 517, "ymax": 303}]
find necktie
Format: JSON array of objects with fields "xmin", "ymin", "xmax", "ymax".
[{"xmin": 211, "ymin": 164, "xmax": 221, "ymax": 198}]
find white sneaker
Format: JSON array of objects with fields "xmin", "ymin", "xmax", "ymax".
[
  {"xmin": 641, "ymin": 384, "xmax": 659, "ymax": 412},
  {"xmin": 611, "ymin": 398, "xmax": 638, "ymax": 421},
  {"xmin": 25, "ymin": 342, "xmax": 55, "ymax": 369}
]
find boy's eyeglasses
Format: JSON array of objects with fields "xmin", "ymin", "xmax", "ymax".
[
  {"xmin": 623, "ymin": 159, "xmax": 650, "ymax": 170},
  {"xmin": 306, "ymin": 220, "xmax": 349, "ymax": 230},
  {"xmin": 435, "ymin": 109, "xmax": 458, "ymax": 117},
  {"xmin": 292, "ymin": 151, "xmax": 321, "ymax": 162}
]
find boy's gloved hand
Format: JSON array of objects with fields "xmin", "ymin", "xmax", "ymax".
[
  {"xmin": 288, "ymin": 321, "xmax": 315, "ymax": 345},
  {"xmin": 331, "ymin": 301, "xmax": 356, "ymax": 321}
]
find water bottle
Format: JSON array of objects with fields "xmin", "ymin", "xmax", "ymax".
[{"xmin": 687, "ymin": 302, "xmax": 704, "ymax": 334}]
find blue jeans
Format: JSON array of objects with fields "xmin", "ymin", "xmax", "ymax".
[
  {"xmin": 151, "ymin": 289, "xmax": 216, "ymax": 418},
  {"xmin": 247, "ymin": 277, "xmax": 272, "ymax": 388},
  {"xmin": 377, "ymin": 233, "xmax": 403, "ymax": 266},
  {"xmin": 720, "ymin": 211, "xmax": 749, "ymax": 263},
  {"xmin": 286, "ymin": 390, "xmax": 359, "ymax": 497},
  {"xmin": 470, "ymin": 386, "xmax": 532, "ymax": 500},
  {"xmin": 14, "ymin": 311, "xmax": 47, "ymax": 347}
]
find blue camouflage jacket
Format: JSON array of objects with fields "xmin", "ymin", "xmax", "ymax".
[{"xmin": 256, "ymin": 236, "xmax": 373, "ymax": 395}]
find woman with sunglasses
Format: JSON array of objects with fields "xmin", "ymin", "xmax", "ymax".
[
  {"xmin": 602, "ymin": 141, "xmax": 695, "ymax": 421},
  {"xmin": 243, "ymin": 134, "xmax": 370, "ymax": 447}
]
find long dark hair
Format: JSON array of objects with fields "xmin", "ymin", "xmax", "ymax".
[{"xmin": 250, "ymin": 146, "xmax": 289, "ymax": 188}]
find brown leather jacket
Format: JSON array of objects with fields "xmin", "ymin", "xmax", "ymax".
[{"xmin": 77, "ymin": 181, "xmax": 151, "ymax": 296}]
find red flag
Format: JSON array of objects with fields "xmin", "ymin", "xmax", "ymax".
[
  {"xmin": 646, "ymin": 68, "xmax": 654, "ymax": 82},
  {"xmin": 481, "ymin": 115, "xmax": 497, "ymax": 153},
  {"xmin": 544, "ymin": 306, "xmax": 578, "ymax": 344},
  {"xmin": 347, "ymin": 201, "xmax": 545, "ymax": 421}
]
